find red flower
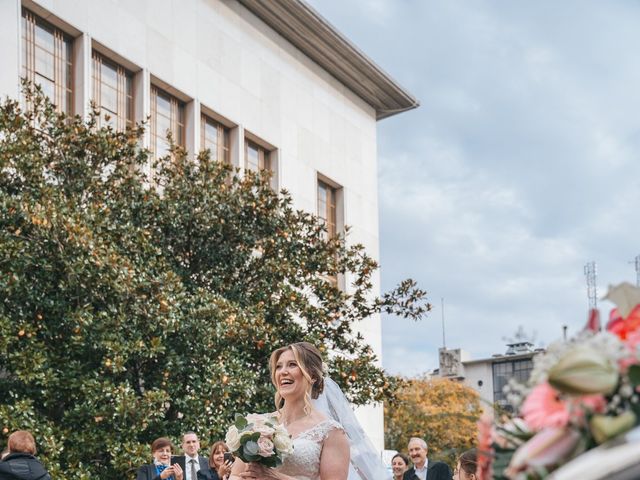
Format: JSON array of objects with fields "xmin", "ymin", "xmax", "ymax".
[{"xmin": 607, "ymin": 305, "xmax": 640, "ymax": 340}]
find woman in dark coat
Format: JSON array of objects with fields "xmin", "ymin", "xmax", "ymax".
[
  {"xmin": 137, "ymin": 437, "xmax": 184, "ymax": 480},
  {"xmin": 0, "ymin": 430, "xmax": 51, "ymax": 480}
]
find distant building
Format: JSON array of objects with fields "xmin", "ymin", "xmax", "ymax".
[{"xmin": 436, "ymin": 342, "xmax": 543, "ymax": 412}]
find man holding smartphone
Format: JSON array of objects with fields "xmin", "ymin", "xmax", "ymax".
[{"xmin": 173, "ymin": 432, "xmax": 213, "ymax": 480}]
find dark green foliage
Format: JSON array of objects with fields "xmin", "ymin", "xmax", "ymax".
[{"xmin": 0, "ymin": 87, "xmax": 430, "ymax": 477}]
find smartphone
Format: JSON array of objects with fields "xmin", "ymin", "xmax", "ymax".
[{"xmin": 223, "ymin": 452, "xmax": 235, "ymax": 463}]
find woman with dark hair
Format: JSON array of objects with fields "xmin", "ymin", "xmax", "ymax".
[
  {"xmin": 453, "ymin": 449, "xmax": 477, "ymax": 480},
  {"xmin": 390, "ymin": 453, "xmax": 409, "ymax": 480},
  {"xmin": 208, "ymin": 441, "xmax": 233, "ymax": 480},
  {"xmin": 137, "ymin": 437, "xmax": 184, "ymax": 480}
]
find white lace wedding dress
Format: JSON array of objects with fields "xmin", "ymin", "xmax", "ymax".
[{"xmin": 277, "ymin": 419, "xmax": 343, "ymax": 480}]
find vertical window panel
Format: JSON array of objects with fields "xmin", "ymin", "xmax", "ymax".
[
  {"xmin": 244, "ymin": 140, "xmax": 271, "ymax": 172},
  {"xmin": 22, "ymin": 9, "xmax": 73, "ymax": 114},
  {"xmin": 150, "ymin": 86, "xmax": 185, "ymax": 159},
  {"xmin": 200, "ymin": 115, "xmax": 230, "ymax": 164},
  {"xmin": 92, "ymin": 52, "xmax": 133, "ymax": 131},
  {"xmin": 317, "ymin": 181, "xmax": 337, "ymax": 239},
  {"xmin": 318, "ymin": 180, "xmax": 340, "ymax": 285}
]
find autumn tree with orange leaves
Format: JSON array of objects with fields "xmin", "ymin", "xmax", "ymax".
[{"xmin": 385, "ymin": 376, "xmax": 481, "ymax": 466}]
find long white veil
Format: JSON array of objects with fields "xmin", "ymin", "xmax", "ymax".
[{"xmin": 312, "ymin": 377, "xmax": 389, "ymax": 480}]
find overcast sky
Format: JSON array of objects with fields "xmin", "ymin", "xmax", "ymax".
[{"xmin": 308, "ymin": 0, "xmax": 640, "ymax": 376}]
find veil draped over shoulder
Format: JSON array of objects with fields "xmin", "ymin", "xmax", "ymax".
[{"xmin": 312, "ymin": 377, "xmax": 389, "ymax": 480}]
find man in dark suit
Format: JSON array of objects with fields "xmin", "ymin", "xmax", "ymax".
[
  {"xmin": 402, "ymin": 437, "xmax": 452, "ymax": 480},
  {"xmin": 172, "ymin": 432, "xmax": 213, "ymax": 480}
]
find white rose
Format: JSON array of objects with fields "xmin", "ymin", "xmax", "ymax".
[
  {"xmin": 273, "ymin": 432, "xmax": 294, "ymax": 454},
  {"xmin": 225, "ymin": 425, "xmax": 241, "ymax": 451},
  {"xmin": 274, "ymin": 423, "xmax": 288, "ymax": 436},
  {"xmin": 255, "ymin": 424, "xmax": 275, "ymax": 436},
  {"xmin": 247, "ymin": 413, "xmax": 266, "ymax": 426}
]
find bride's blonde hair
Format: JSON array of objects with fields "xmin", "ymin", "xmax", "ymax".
[{"xmin": 269, "ymin": 342, "xmax": 325, "ymax": 415}]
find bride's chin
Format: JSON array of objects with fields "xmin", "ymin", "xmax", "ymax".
[{"xmin": 278, "ymin": 389, "xmax": 300, "ymax": 401}]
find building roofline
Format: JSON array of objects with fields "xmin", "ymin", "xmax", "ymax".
[
  {"xmin": 237, "ymin": 0, "xmax": 419, "ymax": 120},
  {"xmin": 463, "ymin": 351, "xmax": 541, "ymax": 365}
]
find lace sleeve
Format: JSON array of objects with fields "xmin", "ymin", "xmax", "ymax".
[{"xmin": 300, "ymin": 419, "xmax": 344, "ymax": 443}]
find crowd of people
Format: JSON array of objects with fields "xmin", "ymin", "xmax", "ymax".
[
  {"xmin": 390, "ymin": 438, "xmax": 477, "ymax": 480},
  {"xmin": 135, "ymin": 432, "xmax": 235, "ymax": 480},
  {"xmin": 0, "ymin": 342, "xmax": 479, "ymax": 480}
]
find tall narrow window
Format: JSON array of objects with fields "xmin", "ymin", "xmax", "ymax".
[
  {"xmin": 150, "ymin": 86, "xmax": 184, "ymax": 159},
  {"xmin": 92, "ymin": 52, "xmax": 133, "ymax": 130},
  {"xmin": 318, "ymin": 179, "xmax": 340, "ymax": 285},
  {"xmin": 317, "ymin": 180, "xmax": 337, "ymax": 240},
  {"xmin": 22, "ymin": 9, "xmax": 73, "ymax": 114},
  {"xmin": 201, "ymin": 115, "xmax": 230, "ymax": 163},
  {"xmin": 245, "ymin": 140, "xmax": 271, "ymax": 172}
]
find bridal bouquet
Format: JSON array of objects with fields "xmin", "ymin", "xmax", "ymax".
[
  {"xmin": 225, "ymin": 413, "xmax": 294, "ymax": 468},
  {"xmin": 478, "ymin": 282, "xmax": 640, "ymax": 479}
]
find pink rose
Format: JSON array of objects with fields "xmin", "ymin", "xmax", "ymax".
[{"xmin": 257, "ymin": 437, "xmax": 275, "ymax": 457}]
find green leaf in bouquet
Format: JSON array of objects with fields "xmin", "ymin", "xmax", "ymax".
[
  {"xmin": 235, "ymin": 414, "xmax": 248, "ymax": 430},
  {"xmin": 262, "ymin": 456, "xmax": 278, "ymax": 468},
  {"xmin": 243, "ymin": 440, "xmax": 260, "ymax": 461},
  {"xmin": 491, "ymin": 447, "xmax": 513, "ymax": 480},
  {"xmin": 628, "ymin": 365, "xmax": 640, "ymax": 387},
  {"xmin": 240, "ymin": 433, "xmax": 253, "ymax": 446}
]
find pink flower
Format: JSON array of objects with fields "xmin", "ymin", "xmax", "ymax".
[
  {"xmin": 506, "ymin": 427, "xmax": 580, "ymax": 477},
  {"xmin": 476, "ymin": 414, "xmax": 494, "ymax": 480},
  {"xmin": 572, "ymin": 394, "xmax": 606, "ymax": 415},
  {"xmin": 257, "ymin": 437, "xmax": 275, "ymax": 457},
  {"xmin": 522, "ymin": 383, "xmax": 569, "ymax": 430}
]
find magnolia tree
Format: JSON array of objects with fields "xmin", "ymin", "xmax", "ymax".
[
  {"xmin": 0, "ymin": 88, "xmax": 430, "ymax": 478},
  {"xmin": 385, "ymin": 376, "xmax": 481, "ymax": 466}
]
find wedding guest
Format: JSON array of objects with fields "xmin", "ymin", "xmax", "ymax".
[
  {"xmin": 0, "ymin": 430, "xmax": 51, "ymax": 480},
  {"xmin": 173, "ymin": 432, "xmax": 212, "ymax": 480},
  {"xmin": 453, "ymin": 449, "xmax": 477, "ymax": 480},
  {"xmin": 403, "ymin": 438, "xmax": 451, "ymax": 480},
  {"xmin": 391, "ymin": 453, "xmax": 409, "ymax": 480},
  {"xmin": 137, "ymin": 437, "xmax": 184, "ymax": 480},
  {"xmin": 208, "ymin": 441, "xmax": 233, "ymax": 480}
]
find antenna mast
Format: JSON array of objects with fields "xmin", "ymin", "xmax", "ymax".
[
  {"xmin": 441, "ymin": 297, "xmax": 446, "ymax": 349},
  {"xmin": 584, "ymin": 261, "xmax": 598, "ymax": 309},
  {"xmin": 633, "ymin": 255, "xmax": 640, "ymax": 287}
]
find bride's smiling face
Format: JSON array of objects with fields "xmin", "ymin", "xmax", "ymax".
[{"xmin": 274, "ymin": 349, "xmax": 308, "ymax": 400}]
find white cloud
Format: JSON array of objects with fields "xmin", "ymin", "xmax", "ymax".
[{"xmin": 309, "ymin": 0, "xmax": 640, "ymax": 375}]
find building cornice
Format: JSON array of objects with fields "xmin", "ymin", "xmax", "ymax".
[
  {"xmin": 237, "ymin": 0, "xmax": 419, "ymax": 120},
  {"xmin": 463, "ymin": 351, "xmax": 542, "ymax": 366}
]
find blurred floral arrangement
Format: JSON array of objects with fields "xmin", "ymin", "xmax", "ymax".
[{"xmin": 477, "ymin": 282, "xmax": 640, "ymax": 480}]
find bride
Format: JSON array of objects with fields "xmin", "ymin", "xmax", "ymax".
[{"xmin": 230, "ymin": 341, "xmax": 380, "ymax": 480}]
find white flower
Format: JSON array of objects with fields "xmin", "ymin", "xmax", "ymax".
[
  {"xmin": 273, "ymin": 431, "xmax": 294, "ymax": 454},
  {"xmin": 255, "ymin": 424, "xmax": 275, "ymax": 436},
  {"xmin": 247, "ymin": 413, "xmax": 266, "ymax": 426},
  {"xmin": 225, "ymin": 425, "xmax": 241, "ymax": 451},
  {"xmin": 529, "ymin": 331, "xmax": 626, "ymax": 386}
]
